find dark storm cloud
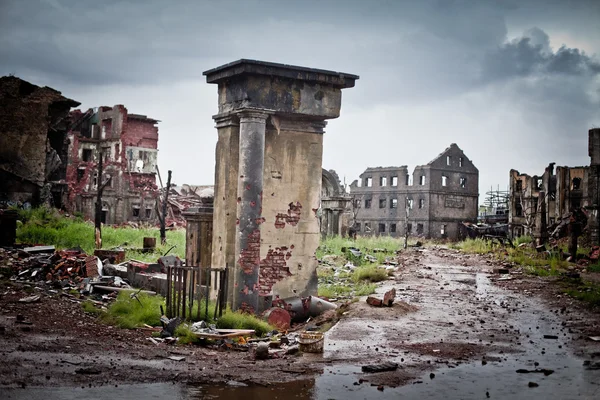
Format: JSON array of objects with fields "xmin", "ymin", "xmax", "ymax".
[{"xmin": 482, "ymin": 28, "xmax": 600, "ymax": 81}]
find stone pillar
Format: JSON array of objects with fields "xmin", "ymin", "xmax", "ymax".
[
  {"xmin": 589, "ymin": 129, "xmax": 600, "ymax": 245},
  {"xmin": 233, "ymin": 109, "xmax": 271, "ymax": 313},
  {"xmin": 204, "ymin": 60, "xmax": 358, "ymax": 312},
  {"xmin": 183, "ymin": 199, "xmax": 213, "ymax": 285}
]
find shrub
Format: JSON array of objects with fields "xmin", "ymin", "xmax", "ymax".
[{"xmin": 352, "ymin": 265, "xmax": 388, "ymax": 283}]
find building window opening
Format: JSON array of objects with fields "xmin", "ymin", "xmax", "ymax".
[
  {"xmin": 460, "ymin": 177, "xmax": 466, "ymax": 188},
  {"xmin": 419, "ymin": 199, "xmax": 425, "ymax": 209},
  {"xmin": 535, "ymin": 178, "xmax": 543, "ymax": 190},
  {"xmin": 407, "ymin": 199, "xmax": 414, "ymax": 209},
  {"xmin": 516, "ymin": 180, "xmax": 523, "ymax": 191},
  {"xmin": 572, "ymin": 177, "xmax": 582, "ymax": 190},
  {"xmin": 379, "ymin": 198, "xmax": 386, "ymax": 208},
  {"xmin": 379, "ymin": 223, "xmax": 386, "ymax": 233},
  {"xmin": 417, "ymin": 223, "xmax": 424, "ymax": 234},
  {"xmin": 355, "ymin": 223, "xmax": 361, "ymax": 232},
  {"xmin": 459, "ymin": 157, "xmax": 463, "ymax": 167},
  {"xmin": 132, "ymin": 206, "xmax": 140, "ymax": 217},
  {"xmin": 77, "ymin": 168, "xmax": 85, "ymax": 182},
  {"xmin": 515, "ymin": 199, "xmax": 523, "ymax": 217},
  {"xmin": 420, "ymin": 175, "xmax": 426, "ymax": 185},
  {"xmin": 82, "ymin": 149, "xmax": 93, "ymax": 162},
  {"xmin": 441, "ymin": 224, "xmax": 447, "ymax": 236},
  {"xmin": 380, "ymin": 176, "xmax": 387, "ymax": 186},
  {"xmin": 391, "ymin": 176, "xmax": 398, "ymax": 186},
  {"xmin": 391, "ymin": 198, "xmax": 398, "ymax": 208},
  {"xmin": 407, "ymin": 223, "xmax": 412, "ymax": 233},
  {"xmin": 442, "ymin": 175, "xmax": 448, "ymax": 186},
  {"xmin": 92, "ymin": 172, "xmax": 98, "ymax": 189},
  {"xmin": 366, "ymin": 177, "xmax": 372, "ymax": 187},
  {"xmin": 390, "ymin": 223, "xmax": 397, "ymax": 233},
  {"xmin": 365, "ymin": 199, "xmax": 372, "ymax": 209},
  {"xmin": 357, "ymin": 178, "xmax": 362, "ymax": 187},
  {"xmin": 406, "ymin": 174, "xmax": 413, "ymax": 186},
  {"xmin": 364, "ymin": 222, "xmax": 371, "ymax": 232},
  {"xmin": 145, "ymin": 208, "xmax": 152, "ymax": 218},
  {"xmin": 446, "ymin": 156, "xmax": 451, "ymax": 166}
]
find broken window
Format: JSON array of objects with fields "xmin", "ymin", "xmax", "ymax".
[
  {"xmin": 572, "ymin": 177, "xmax": 582, "ymax": 190},
  {"xmin": 516, "ymin": 180, "xmax": 523, "ymax": 191},
  {"xmin": 460, "ymin": 177, "xmax": 466, "ymax": 188},
  {"xmin": 355, "ymin": 223, "xmax": 361, "ymax": 232},
  {"xmin": 417, "ymin": 223, "xmax": 424, "ymax": 234},
  {"xmin": 459, "ymin": 157, "xmax": 463, "ymax": 167},
  {"xmin": 549, "ymin": 191, "xmax": 556, "ymax": 201},
  {"xmin": 132, "ymin": 206, "xmax": 140, "ymax": 217},
  {"xmin": 364, "ymin": 222, "xmax": 371, "ymax": 232},
  {"xmin": 515, "ymin": 199, "xmax": 523, "ymax": 217},
  {"xmin": 365, "ymin": 199, "xmax": 372, "ymax": 209},
  {"xmin": 380, "ymin": 176, "xmax": 387, "ymax": 186},
  {"xmin": 82, "ymin": 149, "xmax": 93, "ymax": 162},
  {"xmin": 446, "ymin": 156, "xmax": 451, "ymax": 166},
  {"xmin": 145, "ymin": 208, "xmax": 152, "ymax": 218},
  {"xmin": 390, "ymin": 198, "xmax": 398, "ymax": 208},
  {"xmin": 406, "ymin": 174, "xmax": 413, "ymax": 186},
  {"xmin": 407, "ymin": 199, "xmax": 414, "ymax": 209},
  {"xmin": 442, "ymin": 175, "xmax": 448, "ymax": 186},
  {"xmin": 379, "ymin": 198, "xmax": 386, "ymax": 208},
  {"xmin": 92, "ymin": 172, "xmax": 98, "ymax": 189},
  {"xmin": 535, "ymin": 178, "xmax": 543, "ymax": 191},
  {"xmin": 390, "ymin": 223, "xmax": 397, "ymax": 233},
  {"xmin": 420, "ymin": 175, "xmax": 426, "ymax": 185},
  {"xmin": 441, "ymin": 224, "xmax": 447, "ymax": 236},
  {"xmin": 365, "ymin": 177, "xmax": 372, "ymax": 187},
  {"xmin": 379, "ymin": 223, "xmax": 386, "ymax": 233},
  {"xmin": 357, "ymin": 178, "xmax": 362, "ymax": 187},
  {"xmin": 77, "ymin": 168, "xmax": 85, "ymax": 182},
  {"xmin": 115, "ymin": 144, "xmax": 120, "ymax": 159},
  {"xmin": 102, "ymin": 147, "xmax": 111, "ymax": 162},
  {"xmin": 407, "ymin": 223, "xmax": 412, "ymax": 233},
  {"xmin": 391, "ymin": 176, "xmax": 398, "ymax": 186},
  {"xmin": 419, "ymin": 199, "xmax": 425, "ymax": 209}
]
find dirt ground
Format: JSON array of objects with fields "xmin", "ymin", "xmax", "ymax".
[{"xmin": 1, "ymin": 246, "xmax": 600, "ymax": 392}]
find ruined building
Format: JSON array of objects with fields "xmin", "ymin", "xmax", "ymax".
[
  {"xmin": 66, "ymin": 105, "xmax": 159, "ymax": 224},
  {"xmin": 509, "ymin": 128, "xmax": 600, "ymax": 243},
  {"xmin": 349, "ymin": 144, "xmax": 479, "ymax": 240},
  {"xmin": 320, "ymin": 169, "xmax": 352, "ymax": 237},
  {"xmin": 0, "ymin": 76, "xmax": 80, "ymax": 207},
  {"xmin": 204, "ymin": 59, "xmax": 357, "ymax": 313}
]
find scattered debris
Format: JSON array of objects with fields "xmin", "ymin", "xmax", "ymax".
[
  {"xmin": 366, "ymin": 288, "xmax": 396, "ymax": 307},
  {"xmin": 361, "ymin": 362, "xmax": 398, "ymax": 373}
]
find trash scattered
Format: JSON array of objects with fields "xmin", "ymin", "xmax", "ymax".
[
  {"xmin": 298, "ymin": 331, "xmax": 324, "ymax": 353},
  {"xmin": 18, "ymin": 295, "xmax": 40, "ymax": 303}
]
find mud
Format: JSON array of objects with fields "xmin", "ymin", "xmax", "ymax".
[{"xmin": 2, "ymin": 246, "xmax": 600, "ymax": 399}]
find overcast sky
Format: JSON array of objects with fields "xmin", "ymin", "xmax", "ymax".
[{"xmin": 1, "ymin": 0, "xmax": 599, "ymax": 202}]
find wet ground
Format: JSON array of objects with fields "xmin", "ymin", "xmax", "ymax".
[{"xmin": 2, "ymin": 247, "xmax": 600, "ymax": 399}]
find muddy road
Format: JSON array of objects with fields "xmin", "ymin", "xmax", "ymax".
[{"xmin": 2, "ymin": 246, "xmax": 600, "ymax": 399}]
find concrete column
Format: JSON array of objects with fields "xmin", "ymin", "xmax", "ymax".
[{"xmin": 234, "ymin": 109, "xmax": 272, "ymax": 313}]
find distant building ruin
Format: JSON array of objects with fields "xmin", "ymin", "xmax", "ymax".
[
  {"xmin": 66, "ymin": 105, "xmax": 160, "ymax": 224},
  {"xmin": 0, "ymin": 76, "xmax": 80, "ymax": 207},
  {"xmin": 349, "ymin": 144, "xmax": 479, "ymax": 240},
  {"xmin": 204, "ymin": 59, "xmax": 358, "ymax": 313},
  {"xmin": 509, "ymin": 128, "xmax": 600, "ymax": 244},
  {"xmin": 320, "ymin": 169, "xmax": 352, "ymax": 237}
]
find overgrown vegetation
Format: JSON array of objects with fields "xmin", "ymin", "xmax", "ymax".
[
  {"xmin": 563, "ymin": 281, "xmax": 600, "ymax": 307},
  {"xmin": 15, "ymin": 206, "xmax": 185, "ymax": 262}
]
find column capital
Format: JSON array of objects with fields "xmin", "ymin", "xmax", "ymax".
[
  {"xmin": 236, "ymin": 108, "xmax": 274, "ymax": 124},
  {"xmin": 212, "ymin": 112, "xmax": 239, "ymax": 128}
]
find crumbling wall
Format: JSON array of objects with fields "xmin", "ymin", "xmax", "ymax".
[{"xmin": 0, "ymin": 76, "xmax": 79, "ymax": 206}]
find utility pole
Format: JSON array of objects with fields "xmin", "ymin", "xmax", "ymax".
[
  {"xmin": 160, "ymin": 170, "xmax": 172, "ymax": 244},
  {"xmin": 94, "ymin": 151, "xmax": 112, "ymax": 249}
]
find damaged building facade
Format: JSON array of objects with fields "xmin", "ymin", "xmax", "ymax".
[
  {"xmin": 66, "ymin": 105, "xmax": 160, "ymax": 224},
  {"xmin": 0, "ymin": 76, "xmax": 80, "ymax": 207},
  {"xmin": 509, "ymin": 128, "xmax": 600, "ymax": 244},
  {"xmin": 204, "ymin": 59, "xmax": 357, "ymax": 313},
  {"xmin": 349, "ymin": 144, "xmax": 479, "ymax": 240}
]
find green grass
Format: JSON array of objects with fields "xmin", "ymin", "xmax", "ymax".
[
  {"xmin": 174, "ymin": 324, "xmax": 202, "ymax": 345},
  {"xmin": 215, "ymin": 311, "xmax": 273, "ymax": 336},
  {"xmin": 15, "ymin": 206, "xmax": 185, "ymax": 262},
  {"xmin": 514, "ymin": 235, "xmax": 533, "ymax": 246},
  {"xmin": 352, "ymin": 265, "xmax": 388, "ymax": 282},
  {"xmin": 318, "ymin": 282, "xmax": 376, "ymax": 298},
  {"xmin": 81, "ymin": 300, "xmax": 104, "ymax": 316},
  {"xmin": 588, "ymin": 263, "xmax": 600, "ymax": 273},
  {"xmin": 451, "ymin": 238, "xmax": 494, "ymax": 254},
  {"xmin": 105, "ymin": 291, "xmax": 165, "ymax": 329},
  {"xmin": 564, "ymin": 282, "xmax": 600, "ymax": 307}
]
